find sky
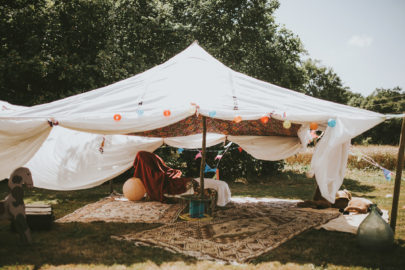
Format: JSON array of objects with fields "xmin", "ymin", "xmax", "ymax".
[{"xmin": 274, "ymin": 0, "xmax": 405, "ymax": 97}]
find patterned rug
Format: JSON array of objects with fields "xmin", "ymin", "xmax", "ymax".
[
  {"xmin": 56, "ymin": 195, "xmax": 186, "ymax": 224},
  {"xmin": 112, "ymin": 198, "xmax": 340, "ymax": 263}
]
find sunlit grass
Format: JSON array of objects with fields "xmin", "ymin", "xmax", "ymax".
[{"xmin": 286, "ymin": 144, "xmax": 400, "ymax": 170}]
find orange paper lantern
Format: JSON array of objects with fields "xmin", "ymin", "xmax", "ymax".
[
  {"xmin": 260, "ymin": 116, "xmax": 269, "ymax": 124},
  {"xmin": 163, "ymin": 110, "xmax": 171, "ymax": 117},
  {"xmin": 233, "ymin": 116, "xmax": 242, "ymax": 123},
  {"xmin": 123, "ymin": 177, "xmax": 146, "ymax": 201},
  {"xmin": 113, "ymin": 114, "xmax": 121, "ymax": 121},
  {"xmin": 310, "ymin": 122, "xmax": 318, "ymax": 130}
]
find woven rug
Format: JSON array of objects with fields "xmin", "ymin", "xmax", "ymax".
[
  {"xmin": 56, "ymin": 195, "xmax": 186, "ymax": 224},
  {"xmin": 112, "ymin": 198, "xmax": 340, "ymax": 263}
]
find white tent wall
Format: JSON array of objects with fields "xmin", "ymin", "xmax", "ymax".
[
  {"xmin": 23, "ymin": 128, "xmax": 311, "ymax": 191},
  {"xmin": 0, "ymin": 43, "xmax": 388, "ymax": 202},
  {"xmin": 25, "ymin": 126, "xmax": 163, "ymax": 190}
]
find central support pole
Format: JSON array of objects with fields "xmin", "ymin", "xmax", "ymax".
[
  {"xmin": 199, "ymin": 116, "xmax": 207, "ymax": 199},
  {"xmin": 109, "ymin": 179, "xmax": 113, "ymax": 194},
  {"xmin": 390, "ymin": 115, "xmax": 405, "ymax": 232}
]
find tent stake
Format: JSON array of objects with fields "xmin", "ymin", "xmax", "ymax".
[
  {"xmin": 199, "ymin": 116, "xmax": 207, "ymax": 200},
  {"xmin": 390, "ymin": 115, "xmax": 405, "ymax": 232}
]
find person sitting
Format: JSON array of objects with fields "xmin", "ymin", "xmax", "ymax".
[
  {"xmin": 133, "ymin": 151, "xmax": 196, "ymax": 203},
  {"xmin": 133, "ymin": 151, "xmax": 231, "ymax": 208}
]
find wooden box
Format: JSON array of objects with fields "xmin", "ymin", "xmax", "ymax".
[{"xmin": 25, "ymin": 204, "xmax": 54, "ymax": 230}]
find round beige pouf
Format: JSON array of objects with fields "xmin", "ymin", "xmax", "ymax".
[{"xmin": 123, "ymin": 177, "xmax": 146, "ymax": 201}]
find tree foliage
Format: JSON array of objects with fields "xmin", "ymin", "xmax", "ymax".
[
  {"xmin": 154, "ymin": 144, "xmax": 284, "ymax": 182},
  {"xmin": 301, "ymin": 59, "xmax": 351, "ymax": 104},
  {"xmin": 1, "ymin": 0, "xmax": 308, "ymax": 106},
  {"xmin": 350, "ymin": 87, "xmax": 404, "ymax": 145}
]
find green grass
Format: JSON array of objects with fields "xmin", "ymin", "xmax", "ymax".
[{"xmin": 1, "ymin": 165, "xmax": 404, "ymax": 270}]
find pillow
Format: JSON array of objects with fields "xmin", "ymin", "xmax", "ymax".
[{"xmin": 344, "ymin": 197, "xmax": 373, "ymax": 214}]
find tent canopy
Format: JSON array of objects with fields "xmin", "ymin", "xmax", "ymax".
[{"xmin": 0, "ymin": 42, "xmax": 387, "ymax": 202}]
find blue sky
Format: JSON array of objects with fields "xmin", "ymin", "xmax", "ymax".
[{"xmin": 274, "ymin": 0, "xmax": 405, "ymax": 96}]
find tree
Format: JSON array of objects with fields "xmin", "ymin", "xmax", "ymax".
[
  {"xmin": 1, "ymin": 0, "xmax": 309, "ymax": 106},
  {"xmin": 0, "ymin": 0, "xmax": 49, "ymax": 105},
  {"xmin": 112, "ymin": 0, "xmax": 307, "ymax": 90},
  {"xmin": 356, "ymin": 87, "xmax": 405, "ymax": 145},
  {"xmin": 347, "ymin": 92, "xmax": 366, "ymax": 108},
  {"xmin": 301, "ymin": 59, "xmax": 351, "ymax": 104}
]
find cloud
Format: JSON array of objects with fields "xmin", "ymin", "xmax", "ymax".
[{"xmin": 348, "ymin": 35, "xmax": 373, "ymax": 48}]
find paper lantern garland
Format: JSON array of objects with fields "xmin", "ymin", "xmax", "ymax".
[
  {"xmin": 233, "ymin": 116, "xmax": 242, "ymax": 123},
  {"xmin": 189, "ymin": 105, "xmax": 197, "ymax": 114},
  {"xmin": 328, "ymin": 119, "xmax": 336, "ymax": 127},
  {"xmin": 260, "ymin": 116, "xmax": 269, "ymax": 124},
  {"xmin": 113, "ymin": 114, "xmax": 121, "ymax": 121},
  {"xmin": 310, "ymin": 122, "xmax": 318, "ymax": 130},
  {"xmin": 283, "ymin": 120, "xmax": 291, "ymax": 129}
]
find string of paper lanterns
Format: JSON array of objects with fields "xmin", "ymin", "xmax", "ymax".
[{"xmin": 110, "ymin": 105, "xmax": 338, "ymax": 132}]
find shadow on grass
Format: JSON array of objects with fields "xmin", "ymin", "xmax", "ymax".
[
  {"xmin": 0, "ymin": 179, "xmax": 194, "ymax": 268},
  {"xmin": 0, "ymin": 221, "xmax": 195, "ymax": 268},
  {"xmin": 252, "ymin": 230, "xmax": 405, "ymax": 270},
  {"xmin": 2, "ymin": 223, "xmax": 403, "ymax": 269},
  {"xmin": 229, "ymin": 172, "xmax": 318, "ymax": 201},
  {"xmin": 341, "ymin": 178, "xmax": 375, "ymax": 193}
]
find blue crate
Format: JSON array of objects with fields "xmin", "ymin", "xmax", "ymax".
[{"xmin": 189, "ymin": 200, "xmax": 205, "ymax": 218}]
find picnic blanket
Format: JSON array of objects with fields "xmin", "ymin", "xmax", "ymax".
[
  {"xmin": 112, "ymin": 197, "xmax": 340, "ymax": 263},
  {"xmin": 56, "ymin": 195, "xmax": 186, "ymax": 224}
]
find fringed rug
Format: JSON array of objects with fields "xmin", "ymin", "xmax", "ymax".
[
  {"xmin": 112, "ymin": 198, "xmax": 340, "ymax": 263},
  {"xmin": 56, "ymin": 195, "xmax": 186, "ymax": 224}
]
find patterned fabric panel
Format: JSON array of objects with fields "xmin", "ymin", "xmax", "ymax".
[{"xmin": 129, "ymin": 115, "xmax": 300, "ymax": 137}]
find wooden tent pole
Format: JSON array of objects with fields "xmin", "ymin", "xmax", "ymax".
[
  {"xmin": 199, "ymin": 116, "xmax": 207, "ymax": 200},
  {"xmin": 390, "ymin": 115, "xmax": 405, "ymax": 232},
  {"xmin": 109, "ymin": 179, "xmax": 113, "ymax": 194}
]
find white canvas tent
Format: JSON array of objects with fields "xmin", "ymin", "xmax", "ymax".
[{"xmin": 0, "ymin": 42, "xmax": 399, "ymax": 203}]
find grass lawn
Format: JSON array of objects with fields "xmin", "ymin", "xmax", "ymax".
[{"xmin": 0, "ymin": 164, "xmax": 404, "ymax": 270}]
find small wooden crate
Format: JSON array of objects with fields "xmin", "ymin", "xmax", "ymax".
[{"xmin": 25, "ymin": 204, "xmax": 53, "ymax": 230}]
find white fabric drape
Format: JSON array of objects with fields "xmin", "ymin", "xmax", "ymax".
[
  {"xmin": 25, "ymin": 126, "xmax": 163, "ymax": 190},
  {"xmin": 164, "ymin": 133, "xmax": 226, "ymax": 149},
  {"xmin": 194, "ymin": 178, "xmax": 232, "ymax": 207},
  {"xmin": 228, "ymin": 136, "xmax": 302, "ymax": 161},
  {"xmin": 311, "ymin": 115, "xmax": 385, "ymax": 202}
]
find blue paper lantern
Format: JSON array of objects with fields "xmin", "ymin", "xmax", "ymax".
[
  {"xmin": 209, "ymin": 111, "xmax": 216, "ymax": 117},
  {"xmin": 328, "ymin": 119, "xmax": 336, "ymax": 127},
  {"xmin": 137, "ymin": 110, "xmax": 144, "ymax": 116},
  {"xmin": 177, "ymin": 148, "xmax": 184, "ymax": 154}
]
